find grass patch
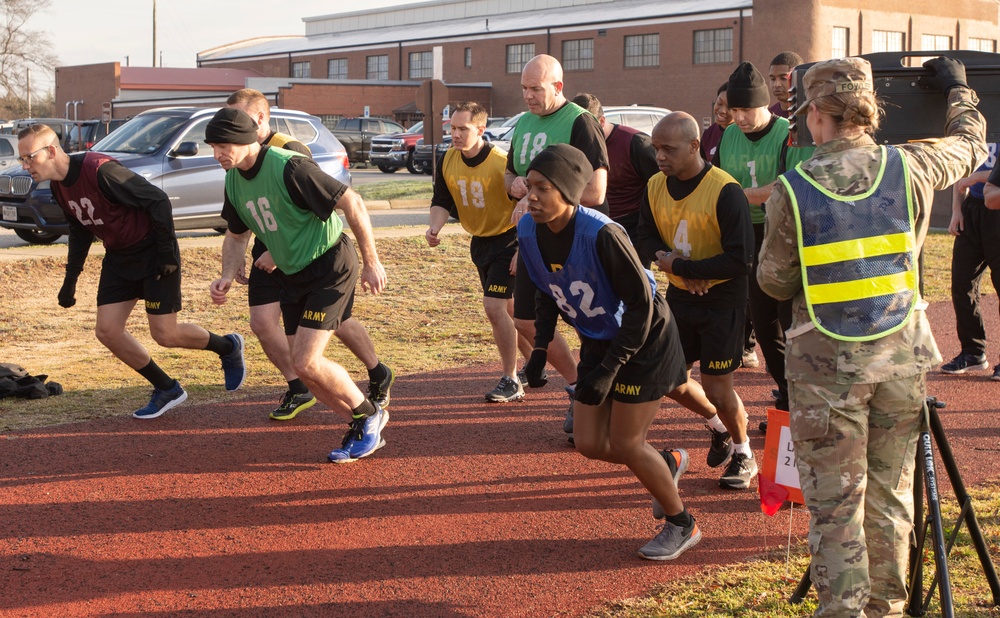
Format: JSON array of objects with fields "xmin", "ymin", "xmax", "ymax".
[
  {"xmin": 588, "ymin": 484, "xmax": 1000, "ymax": 617},
  {"xmin": 355, "ymin": 180, "xmax": 433, "ymax": 201}
]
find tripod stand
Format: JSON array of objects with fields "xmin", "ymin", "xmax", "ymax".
[{"xmin": 789, "ymin": 396, "xmax": 1000, "ymax": 616}]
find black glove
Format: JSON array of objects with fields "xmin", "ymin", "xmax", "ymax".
[
  {"xmin": 574, "ymin": 365, "xmax": 617, "ymax": 406},
  {"xmin": 58, "ymin": 276, "xmax": 77, "ymax": 308},
  {"xmin": 522, "ymin": 349, "xmax": 549, "ymax": 388},
  {"xmin": 919, "ymin": 56, "xmax": 968, "ymax": 92},
  {"xmin": 155, "ymin": 250, "xmax": 179, "ymax": 279}
]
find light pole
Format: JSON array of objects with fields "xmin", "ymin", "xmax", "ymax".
[{"xmin": 152, "ymin": 0, "xmax": 157, "ymax": 67}]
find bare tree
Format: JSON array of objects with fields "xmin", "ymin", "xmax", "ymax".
[{"xmin": 0, "ymin": 0, "xmax": 56, "ymax": 112}]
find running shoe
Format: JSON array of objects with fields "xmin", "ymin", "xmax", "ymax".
[
  {"xmin": 653, "ymin": 448, "xmax": 689, "ymax": 520},
  {"xmin": 221, "ymin": 333, "xmax": 246, "ymax": 391},
  {"xmin": 706, "ymin": 426, "xmax": 733, "ymax": 468},
  {"xmin": 941, "ymin": 352, "xmax": 989, "ymax": 375},
  {"xmin": 993, "ymin": 364, "xmax": 1000, "ymax": 382},
  {"xmin": 719, "ymin": 452, "xmax": 758, "ymax": 490},
  {"xmin": 741, "ymin": 348, "xmax": 760, "ymax": 368},
  {"xmin": 485, "ymin": 376, "xmax": 524, "ymax": 402},
  {"xmin": 368, "ymin": 363, "xmax": 395, "ymax": 408},
  {"xmin": 563, "ymin": 385, "xmax": 575, "ymax": 434},
  {"xmin": 638, "ymin": 519, "xmax": 702, "ymax": 561},
  {"xmin": 269, "ymin": 390, "xmax": 317, "ymax": 421},
  {"xmin": 327, "ymin": 405, "xmax": 389, "ymax": 463},
  {"xmin": 133, "ymin": 381, "xmax": 187, "ymax": 419}
]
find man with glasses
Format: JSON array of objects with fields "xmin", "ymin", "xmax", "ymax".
[{"xmin": 17, "ymin": 124, "xmax": 246, "ymax": 419}]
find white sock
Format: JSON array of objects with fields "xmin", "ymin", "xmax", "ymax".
[
  {"xmin": 733, "ymin": 440, "xmax": 753, "ymax": 457},
  {"xmin": 706, "ymin": 414, "xmax": 727, "ymax": 433}
]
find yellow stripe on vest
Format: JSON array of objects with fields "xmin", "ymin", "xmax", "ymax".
[
  {"xmin": 808, "ymin": 270, "xmax": 917, "ymax": 305},
  {"xmin": 801, "ymin": 233, "xmax": 914, "ymax": 267}
]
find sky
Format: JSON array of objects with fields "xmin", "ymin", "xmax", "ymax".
[{"xmin": 38, "ymin": 0, "xmax": 414, "ymax": 90}]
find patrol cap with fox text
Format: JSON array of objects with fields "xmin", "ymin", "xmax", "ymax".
[{"xmin": 793, "ymin": 57, "xmax": 874, "ymax": 116}]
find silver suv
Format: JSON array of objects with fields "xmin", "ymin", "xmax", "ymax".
[{"xmin": 0, "ymin": 107, "xmax": 350, "ymax": 244}]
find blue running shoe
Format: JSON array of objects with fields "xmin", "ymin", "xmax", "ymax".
[
  {"xmin": 133, "ymin": 381, "xmax": 187, "ymax": 419},
  {"xmin": 327, "ymin": 405, "xmax": 389, "ymax": 463},
  {"xmin": 221, "ymin": 333, "xmax": 246, "ymax": 391}
]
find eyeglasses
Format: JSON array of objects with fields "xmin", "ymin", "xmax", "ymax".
[{"xmin": 17, "ymin": 144, "xmax": 52, "ymax": 165}]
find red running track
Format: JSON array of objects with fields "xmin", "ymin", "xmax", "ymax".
[{"xmin": 1, "ymin": 300, "xmax": 998, "ymax": 617}]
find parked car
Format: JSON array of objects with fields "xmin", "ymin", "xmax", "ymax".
[
  {"xmin": 412, "ymin": 105, "xmax": 669, "ymax": 177},
  {"xmin": 412, "ymin": 126, "xmax": 507, "ymax": 176},
  {"xmin": 331, "ymin": 117, "xmax": 406, "ymax": 166},
  {"xmin": 0, "ymin": 136, "xmax": 18, "ymax": 171},
  {"xmin": 367, "ymin": 120, "xmax": 450, "ymax": 175},
  {"xmin": 12, "ymin": 118, "xmax": 80, "ymax": 150},
  {"xmin": 65, "ymin": 119, "xmax": 128, "ymax": 153},
  {"xmin": 0, "ymin": 106, "xmax": 351, "ymax": 245}
]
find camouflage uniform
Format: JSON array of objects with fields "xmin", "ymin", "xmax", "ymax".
[{"xmin": 757, "ymin": 85, "xmax": 986, "ymax": 617}]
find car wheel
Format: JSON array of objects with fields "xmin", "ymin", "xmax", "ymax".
[
  {"xmin": 377, "ymin": 165, "xmax": 398, "ymax": 173},
  {"xmin": 406, "ymin": 152, "xmax": 425, "ymax": 175},
  {"xmin": 14, "ymin": 228, "xmax": 63, "ymax": 245}
]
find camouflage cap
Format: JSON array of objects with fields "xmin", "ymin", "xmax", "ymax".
[{"xmin": 793, "ymin": 57, "xmax": 874, "ymax": 116}]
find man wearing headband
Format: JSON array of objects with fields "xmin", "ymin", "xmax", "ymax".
[
  {"xmin": 518, "ymin": 143, "xmax": 701, "ymax": 561},
  {"xmin": 206, "ymin": 107, "xmax": 389, "ymax": 464},
  {"xmin": 17, "ymin": 123, "xmax": 246, "ymax": 419}
]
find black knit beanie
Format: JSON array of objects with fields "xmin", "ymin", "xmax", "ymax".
[
  {"xmin": 526, "ymin": 144, "xmax": 592, "ymax": 206},
  {"xmin": 727, "ymin": 61, "xmax": 770, "ymax": 109},
  {"xmin": 205, "ymin": 107, "xmax": 259, "ymax": 145}
]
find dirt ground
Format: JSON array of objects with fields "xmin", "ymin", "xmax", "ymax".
[{"xmin": 1, "ymin": 299, "xmax": 998, "ymax": 617}]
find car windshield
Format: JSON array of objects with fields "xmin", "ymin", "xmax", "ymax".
[
  {"xmin": 94, "ymin": 114, "xmax": 189, "ymax": 154},
  {"xmin": 406, "ymin": 122, "xmax": 423, "ymax": 133}
]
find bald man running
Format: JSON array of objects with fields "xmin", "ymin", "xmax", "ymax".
[{"xmin": 636, "ymin": 112, "xmax": 758, "ymax": 490}]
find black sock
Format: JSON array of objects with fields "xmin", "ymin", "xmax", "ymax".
[
  {"xmin": 137, "ymin": 360, "xmax": 175, "ymax": 391},
  {"xmin": 288, "ymin": 378, "xmax": 309, "ymax": 395},
  {"xmin": 665, "ymin": 509, "xmax": 694, "ymax": 529},
  {"xmin": 205, "ymin": 333, "xmax": 233, "ymax": 356},
  {"xmin": 367, "ymin": 362, "xmax": 387, "ymax": 383},
  {"xmin": 351, "ymin": 398, "xmax": 376, "ymax": 420}
]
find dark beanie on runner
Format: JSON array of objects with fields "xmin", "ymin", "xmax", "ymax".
[
  {"xmin": 727, "ymin": 61, "xmax": 770, "ymax": 109},
  {"xmin": 205, "ymin": 107, "xmax": 259, "ymax": 144},
  {"xmin": 526, "ymin": 144, "xmax": 593, "ymax": 206}
]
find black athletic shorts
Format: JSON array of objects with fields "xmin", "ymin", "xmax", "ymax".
[
  {"xmin": 668, "ymin": 298, "xmax": 745, "ymax": 376},
  {"xmin": 470, "ymin": 229, "xmax": 517, "ymax": 299},
  {"xmin": 577, "ymin": 294, "xmax": 687, "ymax": 404},
  {"xmin": 97, "ymin": 236, "xmax": 182, "ymax": 315},
  {"xmin": 247, "ymin": 237, "xmax": 281, "ymax": 307},
  {"xmin": 274, "ymin": 234, "xmax": 358, "ymax": 334}
]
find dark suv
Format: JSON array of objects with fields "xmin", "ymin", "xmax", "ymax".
[
  {"xmin": 64, "ymin": 119, "xmax": 128, "ymax": 153},
  {"xmin": 0, "ymin": 107, "xmax": 350, "ymax": 244}
]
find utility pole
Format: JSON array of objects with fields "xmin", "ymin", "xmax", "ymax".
[{"xmin": 152, "ymin": 0, "xmax": 157, "ymax": 67}]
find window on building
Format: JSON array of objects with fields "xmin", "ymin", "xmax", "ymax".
[
  {"xmin": 464, "ymin": 47, "xmax": 472, "ymax": 67},
  {"xmin": 968, "ymin": 37, "xmax": 996, "ymax": 53},
  {"xmin": 692, "ymin": 29, "xmax": 731, "ymax": 65},
  {"xmin": 327, "ymin": 59, "xmax": 347, "ymax": 80},
  {"xmin": 625, "ymin": 34, "xmax": 660, "ymax": 68},
  {"xmin": 922, "ymin": 34, "xmax": 953, "ymax": 51},
  {"xmin": 506, "ymin": 43, "xmax": 535, "ymax": 73},
  {"xmin": 409, "ymin": 51, "xmax": 433, "ymax": 79},
  {"xmin": 562, "ymin": 38, "xmax": 594, "ymax": 71},
  {"xmin": 291, "ymin": 61, "xmax": 311, "ymax": 78},
  {"xmin": 367, "ymin": 55, "xmax": 389, "ymax": 80},
  {"xmin": 872, "ymin": 30, "xmax": 905, "ymax": 53},
  {"xmin": 831, "ymin": 27, "xmax": 850, "ymax": 58}
]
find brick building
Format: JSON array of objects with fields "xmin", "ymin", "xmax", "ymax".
[{"xmin": 192, "ymin": 0, "xmax": 997, "ymax": 125}]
